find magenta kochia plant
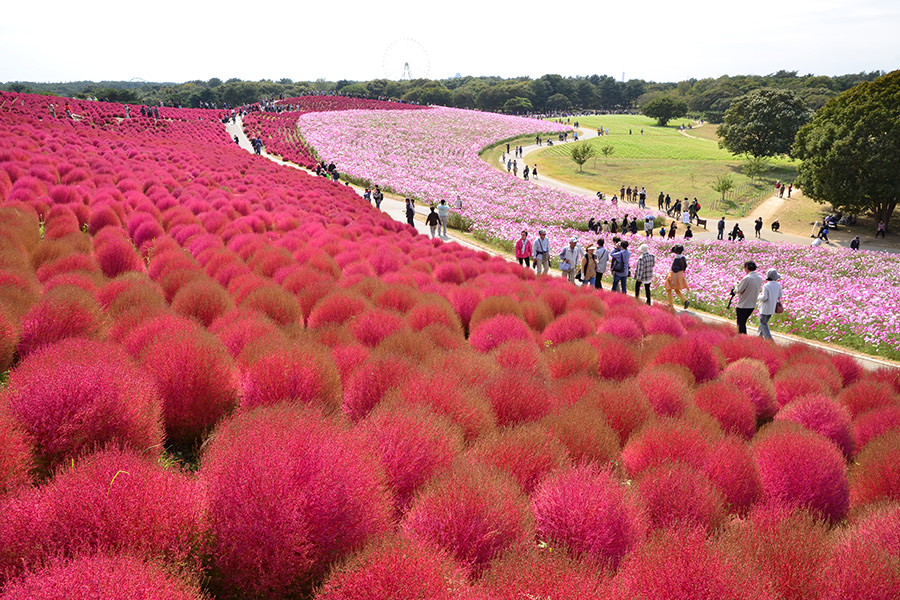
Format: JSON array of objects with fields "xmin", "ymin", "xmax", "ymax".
[
  {"xmin": 720, "ymin": 358, "xmax": 778, "ymax": 420},
  {"xmin": 752, "ymin": 421, "xmax": 850, "ymax": 522},
  {"xmin": 0, "ymin": 410, "xmax": 31, "ymax": 496},
  {"xmin": 466, "ymin": 424, "xmax": 570, "ymax": 494},
  {"xmin": 2, "ymin": 339, "xmax": 163, "ymax": 474},
  {"xmin": 775, "ymin": 394, "xmax": 857, "ymax": 458},
  {"xmin": 532, "ymin": 463, "xmax": 644, "ymax": 569},
  {"xmin": 16, "ymin": 285, "xmax": 107, "ymax": 358},
  {"xmin": 401, "ymin": 462, "xmax": 533, "ymax": 574},
  {"xmin": 0, "ymin": 554, "xmax": 205, "ymax": 600},
  {"xmin": 314, "ymin": 537, "xmax": 472, "ymax": 600},
  {"xmin": 0, "ymin": 447, "xmax": 205, "ymax": 584},
  {"xmin": 239, "ymin": 343, "xmax": 342, "ymax": 413},
  {"xmin": 853, "ymin": 404, "xmax": 900, "ymax": 452},
  {"xmin": 635, "ymin": 462, "xmax": 727, "ymax": 532},
  {"xmin": 468, "ymin": 314, "xmax": 534, "ymax": 353},
  {"xmin": 135, "ymin": 319, "xmax": 239, "ymax": 448},
  {"xmin": 848, "ymin": 431, "xmax": 900, "ymax": 511},
  {"xmin": 200, "ymin": 405, "xmax": 394, "ymax": 599}
]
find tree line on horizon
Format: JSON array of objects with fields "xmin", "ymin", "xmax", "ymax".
[{"xmin": 0, "ymin": 70, "xmax": 884, "ymax": 121}]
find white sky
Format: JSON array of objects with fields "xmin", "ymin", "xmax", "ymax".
[{"xmin": 2, "ymin": 0, "xmax": 898, "ymax": 83}]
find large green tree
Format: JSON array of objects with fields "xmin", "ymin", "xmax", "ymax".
[
  {"xmin": 718, "ymin": 88, "xmax": 811, "ymax": 158},
  {"xmin": 641, "ymin": 95, "xmax": 688, "ymax": 126},
  {"xmin": 793, "ymin": 70, "xmax": 900, "ymax": 229}
]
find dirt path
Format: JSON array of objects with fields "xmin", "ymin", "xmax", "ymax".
[{"xmin": 223, "ymin": 116, "xmax": 898, "ymax": 371}]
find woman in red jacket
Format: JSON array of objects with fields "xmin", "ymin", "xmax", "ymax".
[{"xmin": 515, "ymin": 230, "xmax": 533, "ymax": 268}]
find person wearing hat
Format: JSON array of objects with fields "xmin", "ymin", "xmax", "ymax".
[
  {"xmin": 581, "ymin": 244, "xmax": 598, "ymax": 288},
  {"xmin": 533, "ymin": 229, "xmax": 551, "ymax": 275},
  {"xmin": 559, "ymin": 236, "xmax": 583, "ymax": 284},
  {"xmin": 634, "ymin": 244, "xmax": 656, "ymax": 305},
  {"xmin": 664, "ymin": 244, "xmax": 690, "ymax": 308},
  {"xmin": 757, "ymin": 269, "xmax": 782, "ymax": 340}
]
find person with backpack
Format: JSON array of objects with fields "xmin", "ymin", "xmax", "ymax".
[
  {"xmin": 610, "ymin": 240, "xmax": 631, "ymax": 293},
  {"xmin": 665, "ymin": 245, "xmax": 690, "ymax": 309},
  {"xmin": 373, "ymin": 186, "xmax": 384, "ymax": 209}
]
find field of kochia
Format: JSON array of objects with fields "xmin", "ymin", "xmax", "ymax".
[{"xmin": 0, "ymin": 93, "xmax": 898, "ymax": 600}]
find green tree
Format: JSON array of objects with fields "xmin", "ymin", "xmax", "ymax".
[
  {"xmin": 742, "ymin": 156, "xmax": 771, "ymax": 184},
  {"xmin": 568, "ymin": 142, "xmax": 597, "ymax": 172},
  {"xmin": 600, "ymin": 145, "xmax": 615, "ymax": 163},
  {"xmin": 642, "ymin": 95, "xmax": 688, "ymax": 126},
  {"xmin": 547, "ymin": 93, "xmax": 571, "ymax": 111},
  {"xmin": 712, "ymin": 174, "xmax": 735, "ymax": 201},
  {"xmin": 793, "ymin": 70, "xmax": 900, "ymax": 230},
  {"xmin": 718, "ymin": 88, "xmax": 811, "ymax": 158},
  {"xmin": 502, "ymin": 97, "xmax": 533, "ymax": 114}
]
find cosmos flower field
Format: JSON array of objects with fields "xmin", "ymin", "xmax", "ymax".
[
  {"xmin": 292, "ymin": 107, "xmax": 900, "ymax": 358},
  {"xmin": 0, "ymin": 92, "xmax": 899, "ymax": 599}
]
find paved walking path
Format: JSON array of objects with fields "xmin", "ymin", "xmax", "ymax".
[{"xmin": 223, "ymin": 116, "xmax": 898, "ymax": 371}]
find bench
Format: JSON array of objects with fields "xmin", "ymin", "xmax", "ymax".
[{"xmin": 695, "ymin": 217, "xmax": 708, "ymax": 229}]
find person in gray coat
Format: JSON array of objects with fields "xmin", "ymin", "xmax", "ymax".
[
  {"xmin": 757, "ymin": 269, "xmax": 782, "ymax": 340},
  {"xmin": 735, "ymin": 261, "xmax": 764, "ymax": 334},
  {"xmin": 593, "ymin": 238, "xmax": 610, "ymax": 290}
]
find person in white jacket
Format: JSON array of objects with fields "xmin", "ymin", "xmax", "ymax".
[
  {"xmin": 559, "ymin": 236, "xmax": 583, "ymax": 284},
  {"xmin": 757, "ymin": 269, "xmax": 782, "ymax": 340}
]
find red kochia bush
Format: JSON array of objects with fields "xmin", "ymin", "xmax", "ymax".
[
  {"xmin": 532, "ymin": 463, "xmax": 643, "ymax": 569},
  {"xmin": 593, "ymin": 334, "xmax": 638, "ymax": 380},
  {"xmin": 314, "ymin": 537, "xmax": 471, "ymax": 600},
  {"xmin": 482, "ymin": 371, "xmax": 555, "ymax": 426},
  {"xmin": 636, "ymin": 365, "xmax": 692, "ymax": 417},
  {"xmin": 468, "ymin": 314, "xmax": 533, "ymax": 352},
  {"xmin": 621, "ymin": 418, "xmax": 718, "ymax": 478},
  {"xmin": 819, "ymin": 526, "xmax": 900, "ymax": 600},
  {"xmin": 2, "ymin": 339, "xmax": 163, "ymax": 473},
  {"xmin": 854, "ymin": 404, "xmax": 900, "ymax": 451},
  {"xmin": 240, "ymin": 344, "xmax": 342, "ymax": 413},
  {"xmin": 0, "ymin": 554, "xmax": 205, "ymax": 600},
  {"xmin": 402, "ymin": 463, "xmax": 533, "ymax": 574},
  {"xmin": 849, "ymin": 431, "xmax": 900, "ymax": 510},
  {"xmin": 776, "ymin": 394, "xmax": 856, "ymax": 458},
  {"xmin": 16, "ymin": 285, "xmax": 106, "ymax": 358},
  {"xmin": 0, "ymin": 447, "xmax": 204, "ymax": 583},
  {"xmin": 721, "ymin": 358, "xmax": 777, "ymax": 420},
  {"xmin": 636, "ymin": 463, "xmax": 726, "ymax": 532},
  {"xmin": 541, "ymin": 400, "xmax": 621, "ymax": 463},
  {"xmin": 202, "ymin": 406, "xmax": 393, "ymax": 599},
  {"xmin": 613, "ymin": 526, "xmax": 762, "ymax": 600},
  {"xmin": 358, "ymin": 403, "xmax": 464, "ymax": 512},
  {"xmin": 703, "ymin": 436, "xmax": 762, "ymax": 515},
  {"xmin": 694, "ymin": 380, "xmax": 756, "ymax": 439},
  {"xmin": 752, "ymin": 422, "xmax": 850, "ymax": 522},
  {"xmin": 838, "ymin": 380, "xmax": 900, "ymax": 417},
  {"xmin": 477, "ymin": 549, "xmax": 610, "ymax": 600},
  {"xmin": 0, "ymin": 308, "xmax": 17, "ymax": 373},
  {"xmin": 170, "ymin": 277, "xmax": 235, "ymax": 327},
  {"xmin": 466, "ymin": 425, "xmax": 570, "ymax": 494},
  {"xmin": 341, "ymin": 357, "xmax": 416, "ymax": 421},
  {"xmin": 137, "ymin": 324, "xmax": 239, "ymax": 447},
  {"xmin": 654, "ymin": 336, "xmax": 720, "ymax": 383},
  {"xmin": 0, "ymin": 411, "xmax": 31, "ymax": 496}
]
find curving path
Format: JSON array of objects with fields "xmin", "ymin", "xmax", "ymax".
[{"xmin": 223, "ymin": 115, "xmax": 898, "ymax": 371}]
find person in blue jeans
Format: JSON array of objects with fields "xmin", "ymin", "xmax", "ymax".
[{"xmin": 610, "ymin": 240, "xmax": 631, "ymax": 293}]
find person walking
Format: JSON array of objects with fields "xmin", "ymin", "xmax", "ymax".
[
  {"xmin": 668, "ymin": 222, "xmax": 678, "ymax": 239},
  {"xmin": 658, "ymin": 191, "xmax": 665, "ymax": 211},
  {"xmin": 754, "ymin": 217, "xmax": 763, "ymax": 238},
  {"xmin": 559, "ymin": 237, "xmax": 583, "ymax": 284},
  {"xmin": 533, "ymin": 229, "xmax": 550, "ymax": 275},
  {"xmin": 515, "ymin": 230, "xmax": 533, "ymax": 268},
  {"xmin": 373, "ymin": 186, "xmax": 384, "ymax": 209},
  {"xmin": 876, "ymin": 221, "xmax": 887, "ymax": 238},
  {"xmin": 581, "ymin": 244, "xmax": 598, "ymax": 287},
  {"xmin": 684, "ymin": 225, "xmax": 693, "ymax": 239},
  {"xmin": 644, "ymin": 214, "xmax": 655, "ymax": 237},
  {"xmin": 437, "ymin": 199, "xmax": 449, "ymax": 237},
  {"xmin": 425, "ymin": 206, "xmax": 440, "ymax": 237},
  {"xmin": 610, "ymin": 240, "xmax": 631, "ymax": 293},
  {"xmin": 405, "ymin": 198, "xmax": 416, "ymax": 227},
  {"xmin": 634, "ymin": 244, "xmax": 655, "ymax": 305},
  {"xmin": 850, "ymin": 236, "xmax": 861, "ymax": 250},
  {"xmin": 594, "ymin": 238, "xmax": 610, "ymax": 290},
  {"xmin": 717, "ymin": 217, "xmax": 726, "ymax": 241},
  {"xmin": 664, "ymin": 245, "xmax": 690, "ymax": 309},
  {"xmin": 735, "ymin": 261, "xmax": 764, "ymax": 334},
  {"xmin": 757, "ymin": 269, "xmax": 782, "ymax": 340}
]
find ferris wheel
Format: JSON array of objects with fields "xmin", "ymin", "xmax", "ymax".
[{"xmin": 382, "ymin": 38, "xmax": 430, "ymax": 81}]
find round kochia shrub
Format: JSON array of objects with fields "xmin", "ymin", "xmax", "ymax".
[
  {"xmin": 16, "ymin": 285, "xmax": 106, "ymax": 358},
  {"xmin": 721, "ymin": 358, "xmax": 777, "ymax": 420},
  {"xmin": 402, "ymin": 462, "xmax": 533, "ymax": 574},
  {"xmin": 0, "ymin": 554, "xmax": 205, "ymax": 600},
  {"xmin": 201, "ymin": 406, "xmax": 393, "ymax": 599},
  {"xmin": 0, "ymin": 447, "xmax": 204, "ymax": 583},
  {"xmin": 776, "ymin": 394, "xmax": 856, "ymax": 458},
  {"xmin": 752, "ymin": 421, "xmax": 850, "ymax": 522},
  {"xmin": 314, "ymin": 537, "xmax": 471, "ymax": 600},
  {"xmin": 2, "ymin": 339, "xmax": 163, "ymax": 473},
  {"xmin": 0, "ymin": 411, "xmax": 31, "ymax": 496},
  {"xmin": 532, "ymin": 463, "xmax": 643, "ymax": 568},
  {"xmin": 468, "ymin": 314, "xmax": 533, "ymax": 352},
  {"xmin": 849, "ymin": 431, "xmax": 900, "ymax": 510},
  {"xmin": 136, "ymin": 323, "xmax": 239, "ymax": 447},
  {"xmin": 239, "ymin": 344, "xmax": 342, "ymax": 413}
]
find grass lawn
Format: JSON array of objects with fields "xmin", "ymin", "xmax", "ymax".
[{"xmin": 529, "ymin": 115, "xmax": 798, "ymax": 217}]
